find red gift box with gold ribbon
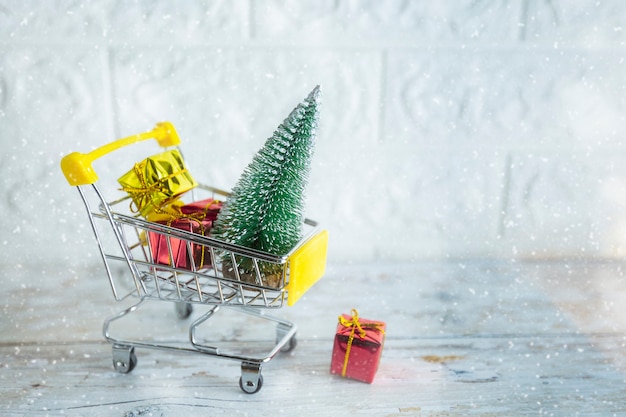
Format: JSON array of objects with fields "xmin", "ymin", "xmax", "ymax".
[
  {"xmin": 330, "ymin": 309, "xmax": 386, "ymax": 383},
  {"xmin": 148, "ymin": 198, "xmax": 222, "ymax": 270}
]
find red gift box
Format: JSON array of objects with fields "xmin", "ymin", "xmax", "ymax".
[
  {"xmin": 330, "ymin": 309, "xmax": 386, "ymax": 383},
  {"xmin": 148, "ymin": 199, "xmax": 222, "ymax": 270},
  {"xmin": 179, "ymin": 198, "xmax": 222, "ymax": 221}
]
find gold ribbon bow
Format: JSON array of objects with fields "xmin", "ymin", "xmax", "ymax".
[{"xmin": 338, "ymin": 309, "xmax": 385, "ymax": 377}]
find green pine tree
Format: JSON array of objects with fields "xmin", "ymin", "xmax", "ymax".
[{"xmin": 214, "ymin": 85, "xmax": 321, "ymax": 282}]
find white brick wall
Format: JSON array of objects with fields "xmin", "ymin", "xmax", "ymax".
[{"xmin": 1, "ymin": 0, "xmax": 626, "ymax": 268}]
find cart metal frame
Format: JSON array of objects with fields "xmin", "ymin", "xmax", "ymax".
[{"xmin": 61, "ymin": 123, "xmax": 327, "ymax": 393}]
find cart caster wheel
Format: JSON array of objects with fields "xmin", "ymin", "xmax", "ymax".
[
  {"xmin": 239, "ymin": 374, "xmax": 263, "ymax": 394},
  {"xmin": 276, "ymin": 323, "xmax": 297, "ymax": 353},
  {"xmin": 240, "ymin": 361, "xmax": 263, "ymax": 394},
  {"xmin": 281, "ymin": 335, "xmax": 297, "ymax": 353},
  {"xmin": 175, "ymin": 302, "xmax": 193, "ymax": 319},
  {"xmin": 112, "ymin": 345, "xmax": 137, "ymax": 374}
]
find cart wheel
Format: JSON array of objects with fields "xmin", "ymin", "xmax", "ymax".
[
  {"xmin": 276, "ymin": 322, "xmax": 297, "ymax": 353},
  {"xmin": 175, "ymin": 302, "xmax": 193, "ymax": 319},
  {"xmin": 239, "ymin": 374, "xmax": 263, "ymax": 394},
  {"xmin": 240, "ymin": 361, "xmax": 263, "ymax": 394},
  {"xmin": 112, "ymin": 345, "xmax": 137, "ymax": 374},
  {"xmin": 281, "ymin": 335, "xmax": 297, "ymax": 353}
]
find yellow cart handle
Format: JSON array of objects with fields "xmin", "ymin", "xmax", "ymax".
[{"xmin": 60, "ymin": 122, "xmax": 180, "ymax": 186}]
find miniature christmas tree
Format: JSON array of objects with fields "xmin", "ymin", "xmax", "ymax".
[{"xmin": 214, "ymin": 85, "xmax": 321, "ymax": 282}]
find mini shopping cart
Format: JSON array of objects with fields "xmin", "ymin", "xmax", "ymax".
[{"xmin": 60, "ymin": 122, "xmax": 328, "ymax": 393}]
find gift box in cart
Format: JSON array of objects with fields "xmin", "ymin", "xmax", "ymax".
[{"xmin": 60, "ymin": 121, "xmax": 328, "ymax": 393}]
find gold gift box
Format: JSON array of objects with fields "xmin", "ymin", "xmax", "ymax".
[{"xmin": 118, "ymin": 149, "xmax": 197, "ymax": 217}]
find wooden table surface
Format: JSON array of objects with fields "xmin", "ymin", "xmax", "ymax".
[{"xmin": 2, "ymin": 260, "xmax": 626, "ymax": 416}]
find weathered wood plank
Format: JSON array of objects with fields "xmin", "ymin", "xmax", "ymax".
[
  {"xmin": 2, "ymin": 335, "xmax": 626, "ymax": 416},
  {"xmin": 7, "ymin": 260, "xmax": 621, "ymax": 344},
  {"xmin": 2, "ymin": 260, "xmax": 626, "ymax": 415}
]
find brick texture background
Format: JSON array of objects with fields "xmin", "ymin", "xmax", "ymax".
[{"xmin": 1, "ymin": 1, "xmax": 626, "ymax": 269}]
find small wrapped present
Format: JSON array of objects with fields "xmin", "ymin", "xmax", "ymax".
[
  {"xmin": 118, "ymin": 149, "xmax": 197, "ymax": 217},
  {"xmin": 179, "ymin": 198, "xmax": 222, "ymax": 221},
  {"xmin": 330, "ymin": 309, "xmax": 386, "ymax": 383},
  {"xmin": 148, "ymin": 199, "xmax": 223, "ymax": 270},
  {"xmin": 146, "ymin": 198, "xmax": 222, "ymax": 223}
]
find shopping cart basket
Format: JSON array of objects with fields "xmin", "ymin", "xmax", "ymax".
[{"xmin": 60, "ymin": 122, "xmax": 328, "ymax": 393}]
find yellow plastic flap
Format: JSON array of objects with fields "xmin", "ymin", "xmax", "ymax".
[{"xmin": 287, "ymin": 230, "xmax": 328, "ymax": 306}]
